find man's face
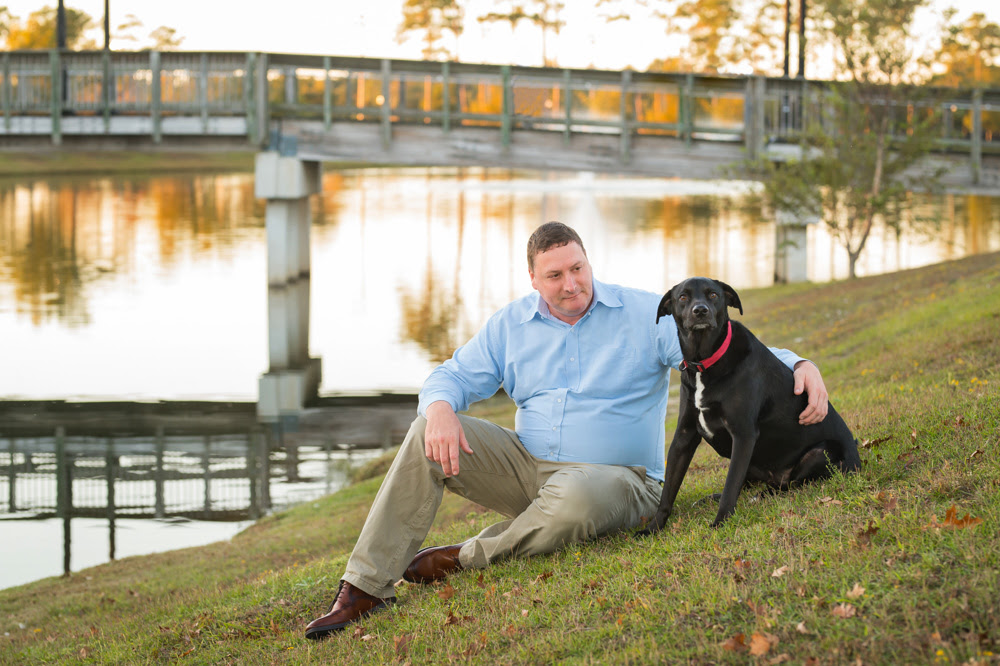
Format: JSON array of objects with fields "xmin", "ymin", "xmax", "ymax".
[{"xmin": 529, "ymin": 242, "xmax": 593, "ymax": 325}]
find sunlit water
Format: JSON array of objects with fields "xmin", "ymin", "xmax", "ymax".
[{"xmin": 1, "ymin": 167, "xmax": 997, "ymax": 401}]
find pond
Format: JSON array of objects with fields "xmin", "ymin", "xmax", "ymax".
[{"xmin": 2, "ymin": 167, "xmax": 997, "ymax": 401}]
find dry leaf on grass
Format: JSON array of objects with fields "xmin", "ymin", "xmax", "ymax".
[
  {"xmin": 750, "ymin": 632, "xmax": 779, "ymax": 656},
  {"xmin": 722, "ymin": 633, "xmax": 747, "ymax": 652},
  {"xmin": 846, "ymin": 584, "xmax": 866, "ymax": 599},
  {"xmin": 832, "ymin": 603, "xmax": 857, "ymax": 619},
  {"xmin": 771, "ymin": 565, "xmax": 790, "ymax": 578}
]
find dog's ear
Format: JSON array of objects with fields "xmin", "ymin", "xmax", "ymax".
[
  {"xmin": 715, "ymin": 279, "xmax": 743, "ymax": 315},
  {"xmin": 656, "ymin": 289, "xmax": 674, "ymax": 323}
]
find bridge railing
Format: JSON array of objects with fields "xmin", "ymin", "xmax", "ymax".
[{"xmin": 2, "ymin": 50, "xmax": 998, "ymax": 162}]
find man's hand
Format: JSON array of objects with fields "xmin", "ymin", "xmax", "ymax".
[
  {"xmin": 424, "ymin": 401, "xmax": 474, "ymax": 477},
  {"xmin": 793, "ymin": 361, "xmax": 828, "ymax": 425}
]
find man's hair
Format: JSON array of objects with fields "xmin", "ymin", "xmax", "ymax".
[{"xmin": 527, "ymin": 222, "xmax": 586, "ymax": 271}]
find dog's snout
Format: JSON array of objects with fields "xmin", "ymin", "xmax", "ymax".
[{"xmin": 692, "ymin": 303, "xmax": 710, "ymax": 317}]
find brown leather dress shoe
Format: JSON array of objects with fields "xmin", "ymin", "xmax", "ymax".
[
  {"xmin": 304, "ymin": 580, "xmax": 395, "ymax": 640},
  {"xmin": 402, "ymin": 543, "xmax": 465, "ymax": 584}
]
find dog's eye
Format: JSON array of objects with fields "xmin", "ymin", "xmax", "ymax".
[
  {"xmin": 678, "ymin": 295, "xmax": 688, "ymax": 302},
  {"xmin": 709, "ymin": 292, "xmax": 718, "ymax": 300}
]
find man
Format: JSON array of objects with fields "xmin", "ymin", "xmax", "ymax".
[{"xmin": 305, "ymin": 222, "xmax": 828, "ymax": 639}]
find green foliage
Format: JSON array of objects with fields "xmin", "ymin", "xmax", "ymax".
[
  {"xmin": 1, "ymin": 252, "xmax": 997, "ymax": 663},
  {"xmin": 4, "ymin": 5, "xmax": 94, "ymax": 50},
  {"xmin": 750, "ymin": 0, "xmax": 948, "ymax": 279},
  {"xmin": 933, "ymin": 10, "xmax": 1000, "ymax": 87},
  {"xmin": 397, "ymin": 0, "xmax": 464, "ymax": 61}
]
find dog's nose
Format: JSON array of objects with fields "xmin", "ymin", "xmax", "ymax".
[{"xmin": 692, "ymin": 303, "xmax": 710, "ymax": 317}]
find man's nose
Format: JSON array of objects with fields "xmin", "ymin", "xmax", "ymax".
[{"xmin": 692, "ymin": 303, "xmax": 710, "ymax": 317}]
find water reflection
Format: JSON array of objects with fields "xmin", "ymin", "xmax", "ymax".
[{"xmin": 0, "ymin": 168, "xmax": 997, "ymax": 400}]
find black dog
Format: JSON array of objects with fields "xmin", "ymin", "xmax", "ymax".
[{"xmin": 642, "ymin": 277, "xmax": 860, "ymax": 531}]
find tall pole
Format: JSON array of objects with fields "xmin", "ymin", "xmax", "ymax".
[
  {"xmin": 56, "ymin": 0, "xmax": 67, "ymax": 49},
  {"xmin": 783, "ymin": 0, "xmax": 791, "ymax": 78},
  {"xmin": 797, "ymin": 0, "xmax": 806, "ymax": 78},
  {"xmin": 104, "ymin": 0, "xmax": 110, "ymax": 51}
]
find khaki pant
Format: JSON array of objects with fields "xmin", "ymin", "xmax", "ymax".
[{"xmin": 343, "ymin": 414, "xmax": 663, "ymax": 599}]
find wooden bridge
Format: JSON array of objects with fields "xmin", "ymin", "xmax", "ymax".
[{"xmin": 1, "ymin": 50, "xmax": 999, "ymax": 192}]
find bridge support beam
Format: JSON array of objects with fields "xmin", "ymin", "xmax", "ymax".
[
  {"xmin": 254, "ymin": 152, "xmax": 322, "ymax": 424},
  {"xmin": 774, "ymin": 209, "xmax": 816, "ymax": 284}
]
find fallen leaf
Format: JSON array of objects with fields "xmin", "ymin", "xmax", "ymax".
[
  {"xmin": 796, "ymin": 621, "xmax": 811, "ymax": 635},
  {"xmin": 79, "ymin": 648, "xmax": 90, "ymax": 659},
  {"xmin": 771, "ymin": 565, "xmax": 790, "ymax": 578},
  {"xmin": 360, "ymin": 634, "xmax": 375, "ymax": 642},
  {"xmin": 846, "ymin": 584, "xmax": 866, "ymax": 599},
  {"xmin": 533, "ymin": 571, "xmax": 553, "ymax": 584},
  {"xmin": 750, "ymin": 632, "xmax": 779, "ymax": 656},
  {"xmin": 861, "ymin": 435, "xmax": 892, "ymax": 449},
  {"xmin": 394, "ymin": 634, "xmax": 412, "ymax": 655},
  {"xmin": 819, "ymin": 496, "xmax": 843, "ymax": 506},
  {"xmin": 722, "ymin": 633, "xmax": 747, "ymax": 652},
  {"xmin": 832, "ymin": 603, "xmax": 857, "ymax": 619},
  {"xmin": 768, "ymin": 654, "xmax": 791, "ymax": 664},
  {"xmin": 856, "ymin": 520, "xmax": 879, "ymax": 546},
  {"xmin": 521, "ymin": 609, "xmax": 529, "ymax": 617},
  {"xmin": 352, "ymin": 625, "xmax": 366, "ymax": 638},
  {"xmin": 910, "ymin": 429, "xmax": 918, "ymax": 442},
  {"xmin": 476, "ymin": 573, "xmax": 485, "ymax": 588},
  {"xmin": 437, "ymin": 584, "xmax": 456, "ymax": 601},
  {"xmin": 926, "ymin": 505, "xmax": 983, "ymax": 530}
]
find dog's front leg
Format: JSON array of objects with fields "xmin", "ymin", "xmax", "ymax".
[
  {"xmin": 639, "ymin": 398, "xmax": 701, "ymax": 535},
  {"xmin": 712, "ymin": 427, "xmax": 759, "ymax": 527}
]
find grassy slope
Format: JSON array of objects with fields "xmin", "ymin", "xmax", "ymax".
[
  {"xmin": 1, "ymin": 253, "xmax": 998, "ymax": 665},
  {"xmin": 0, "ymin": 151, "xmax": 255, "ymax": 178}
]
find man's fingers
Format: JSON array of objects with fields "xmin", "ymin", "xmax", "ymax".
[
  {"xmin": 793, "ymin": 372, "xmax": 806, "ymax": 395},
  {"xmin": 460, "ymin": 430, "xmax": 473, "ymax": 455}
]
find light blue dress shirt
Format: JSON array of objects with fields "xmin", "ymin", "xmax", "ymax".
[{"xmin": 418, "ymin": 279, "xmax": 804, "ymax": 481}]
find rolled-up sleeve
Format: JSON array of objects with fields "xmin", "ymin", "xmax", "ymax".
[{"xmin": 418, "ymin": 315, "xmax": 505, "ymax": 417}]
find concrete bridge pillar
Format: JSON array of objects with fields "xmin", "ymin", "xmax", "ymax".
[
  {"xmin": 254, "ymin": 152, "xmax": 322, "ymax": 423},
  {"xmin": 774, "ymin": 209, "xmax": 817, "ymax": 284}
]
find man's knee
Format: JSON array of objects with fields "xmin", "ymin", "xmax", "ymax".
[{"xmin": 543, "ymin": 468, "xmax": 637, "ymax": 534}]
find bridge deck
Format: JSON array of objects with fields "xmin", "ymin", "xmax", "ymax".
[{"xmin": 2, "ymin": 50, "xmax": 998, "ymax": 192}]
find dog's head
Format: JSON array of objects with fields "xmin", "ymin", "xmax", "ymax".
[{"xmin": 657, "ymin": 277, "xmax": 743, "ymax": 332}]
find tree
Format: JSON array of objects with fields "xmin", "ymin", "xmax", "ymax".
[
  {"xmin": 148, "ymin": 25, "xmax": 183, "ymax": 50},
  {"xmin": 397, "ymin": 0, "xmax": 464, "ymax": 61},
  {"xmin": 4, "ymin": 5, "xmax": 93, "ymax": 49},
  {"xmin": 479, "ymin": 1, "xmax": 565, "ymax": 66},
  {"xmin": 749, "ymin": 0, "xmax": 946, "ymax": 279},
  {"xmin": 932, "ymin": 10, "xmax": 1000, "ymax": 87},
  {"xmin": 674, "ymin": 0, "xmax": 739, "ymax": 73}
]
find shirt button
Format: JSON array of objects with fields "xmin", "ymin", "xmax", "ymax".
[
  {"xmin": 569, "ymin": 357, "xmax": 575, "ymax": 362},
  {"xmin": 552, "ymin": 426, "xmax": 557, "ymax": 431},
  {"xmin": 557, "ymin": 398, "xmax": 562, "ymax": 403}
]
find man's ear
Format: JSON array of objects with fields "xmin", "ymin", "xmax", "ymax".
[
  {"xmin": 656, "ymin": 289, "xmax": 674, "ymax": 323},
  {"xmin": 714, "ymin": 279, "xmax": 743, "ymax": 315}
]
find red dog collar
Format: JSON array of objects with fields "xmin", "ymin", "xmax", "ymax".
[{"xmin": 681, "ymin": 321, "xmax": 732, "ymax": 373}]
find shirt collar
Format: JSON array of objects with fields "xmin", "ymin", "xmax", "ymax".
[{"xmin": 521, "ymin": 278, "xmax": 623, "ymax": 324}]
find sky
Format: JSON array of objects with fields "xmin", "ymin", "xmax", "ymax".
[{"xmin": 2, "ymin": 0, "xmax": 998, "ymax": 72}]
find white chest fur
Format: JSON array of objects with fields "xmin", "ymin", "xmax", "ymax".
[{"xmin": 694, "ymin": 371, "xmax": 714, "ymax": 438}]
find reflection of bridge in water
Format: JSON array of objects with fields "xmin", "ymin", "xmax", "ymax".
[{"xmin": 0, "ymin": 399, "xmax": 416, "ymax": 521}]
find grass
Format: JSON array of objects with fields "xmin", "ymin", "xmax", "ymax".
[
  {"xmin": 0, "ymin": 151, "xmax": 256, "ymax": 178},
  {"xmin": 2, "ymin": 252, "xmax": 998, "ymax": 664}
]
